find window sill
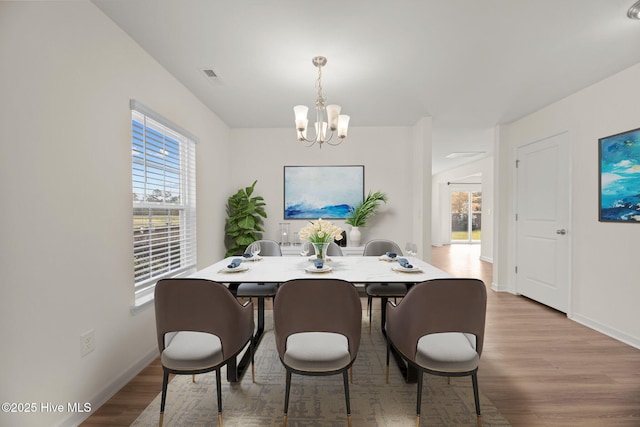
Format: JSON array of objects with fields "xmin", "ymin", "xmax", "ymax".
[
  {"xmin": 130, "ymin": 267, "xmax": 196, "ymax": 315},
  {"xmin": 130, "ymin": 292, "xmax": 154, "ymax": 314}
]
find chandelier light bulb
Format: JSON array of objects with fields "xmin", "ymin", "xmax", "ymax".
[
  {"xmin": 326, "ymin": 104, "xmax": 341, "ymax": 131},
  {"xmin": 315, "ymin": 121, "xmax": 328, "ymax": 142},
  {"xmin": 338, "ymin": 115, "xmax": 350, "ymax": 138},
  {"xmin": 293, "ymin": 105, "xmax": 309, "ymax": 131}
]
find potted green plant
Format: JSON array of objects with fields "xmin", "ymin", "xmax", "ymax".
[
  {"xmin": 345, "ymin": 190, "xmax": 388, "ymax": 246},
  {"xmin": 224, "ymin": 180, "xmax": 267, "ymax": 256}
]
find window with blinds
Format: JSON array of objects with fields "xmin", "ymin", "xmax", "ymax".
[{"xmin": 130, "ymin": 100, "xmax": 197, "ymax": 305}]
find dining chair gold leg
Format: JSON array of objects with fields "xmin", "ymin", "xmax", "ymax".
[
  {"xmin": 158, "ymin": 412, "xmax": 164, "ymax": 426},
  {"xmin": 477, "ymin": 415, "xmax": 482, "ymax": 427},
  {"xmin": 282, "ymin": 414, "xmax": 288, "ymax": 427},
  {"xmin": 250, "ymin": 336, "xmax": 255, "ymax": 383},
  {"xmin": 415, "ymin": 414, "xmax": 420, "ymax": 427},
  {"xmin": 347, "ymin": 414, "xmax": 352, "ymax": 427},
  {"xmin": 192, "ymin": 374, "xmax": 196, "ymax": 383},
  {"xmin": 447, "ymin": 376, "xmax": 450, "ymax": 385},
  {"xmin": 218, "ymin": 412, "xmax": 223, "ymax": 426}
]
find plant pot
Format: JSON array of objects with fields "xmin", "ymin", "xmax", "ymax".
[{"xmin": 349, "ymin": 226, "xmax": 361, "ymax": 247}]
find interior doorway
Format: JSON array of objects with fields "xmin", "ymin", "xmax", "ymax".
[{"xmin": 450, "ymin": 190, "xmax": 482, "ymax": 243}]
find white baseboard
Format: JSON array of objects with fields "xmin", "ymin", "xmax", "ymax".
[
  {"xmin": 570, "ymin": 313, "xmax": 640, "ymax": 350},
  {"xmin": 57, "ymin": 347, "xmax": 159, "ymax": 427},
  {"xmin": 491, "ymin": 281, "xmax": 512, "ymax": 293}
]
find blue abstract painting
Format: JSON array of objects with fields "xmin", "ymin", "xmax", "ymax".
[
  {"xmin": 599, "ymin": 127, "xmax": 640, "ymax": 222},
  {"xmin": 284, "ymin": 166, "xmax": 364, "ymax": 219}
]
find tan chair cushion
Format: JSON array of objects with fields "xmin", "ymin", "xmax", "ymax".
[
  {"xmin": 161, "ymin": 331, "xmax": 223, "ymax": 371},
  {"xmin": 415, "ymin": 332, "xmax": 479, "ymax": 373},
  {"xmin": 284, "ymin": 332, "xmax": 350, "ymax": 372}
]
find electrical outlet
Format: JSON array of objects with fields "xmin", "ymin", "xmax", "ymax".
[{"xmin": 81, "ymin": 329, "xmax": 95, "ymax": 357}]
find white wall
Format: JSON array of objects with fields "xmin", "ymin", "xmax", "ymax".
[
  {"xmin": 412, "ymin": 117, "xmax": 433, "ymax": 262},
  {"xmin": 0, "ymin": 3, "xmax": 230, "ymax": 426},
  {"xmin": 228, "ymin": 123, "xmax": 432, "ymax": 258},
  {"xmin": 497, "ymin": 63, "xmax": 640, "ymax": 348},
  {"xmin": 431, "ymin": 156, "xmax": 494, "ymax": 263}
]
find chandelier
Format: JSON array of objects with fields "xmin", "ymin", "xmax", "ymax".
[{"xmin": 293, "ymin": 56, "xmax": 350, "ymax": 147}]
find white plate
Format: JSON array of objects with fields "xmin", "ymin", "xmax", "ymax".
[
  {"xmin": 391, "ymin": 264, "xmax": 422, "ymax": 273},
  {"xmin": 221, "ymin": 264, "xmax": 249, "ymax": 273},
  {"xmin": 308, "ymin": 256, "xmax": 332, "ymax": 262},
  {"xmin": 242, "ymin": 255, "xmax": 262, "ymax": 262},
  {"xmin": 305, "ymin": 265, "xmax": 333, "ymax": 273},
  {"xmin": 379, "ymin": 254, "xmax": 398, "ymax": 262}
]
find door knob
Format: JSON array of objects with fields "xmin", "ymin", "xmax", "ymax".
[{"xmin": 556, "ymin": 229, "xmax": 566, "ymax": 235}]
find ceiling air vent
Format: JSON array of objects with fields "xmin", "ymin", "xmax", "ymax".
[
  {"xmin": 201, "ymin": 67, "xmax": 223, "ymax": 87},
  {"xmin": 202, "ymin": 68, "xmax": 218, "ymax": 78}
]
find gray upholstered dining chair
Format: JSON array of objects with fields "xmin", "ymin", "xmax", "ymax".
[
  {"xmin": 307, "ymin": 241, "xmax": 344, "ymax": 256},
  {"xmin": 243, "ymin": 238, "xmax": 282, "ymax": 257},
  {"xmin": 154, "ymin": 278, "xmax": 254, "ymax": 426},
  {"xmin": 363, "ymin": 239, "xmax": 408, "ymax": 333},
  {"xmin": 274, "ymin": 278, "xmax": 362, "ymax": 427},
  {"xmin": 385, "ymin": 278, "xmax": 487, "ymax": 427},
  {"xmin": 236, "ymin": 239, "xmax": 282, "ymax": 332}
]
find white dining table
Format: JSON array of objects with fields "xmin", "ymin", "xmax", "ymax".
[
  {"xmin": 190, "ymin": 255, "xmax": 451, "ymax": 284},
  {"xmin": 189, "ymin": 255, "xmax": 451, "ymax": 383}
]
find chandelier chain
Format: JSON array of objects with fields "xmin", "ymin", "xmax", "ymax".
[{"xmin": 315, "ymin": 64, "xmax": 325, "ymax": 109}]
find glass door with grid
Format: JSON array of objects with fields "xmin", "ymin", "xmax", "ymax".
[{"xmin": 450, "ymin": 190, "xmax": 482, "ymax": 243}]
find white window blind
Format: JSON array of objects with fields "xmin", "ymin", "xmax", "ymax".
[{"xmin": 130, "ymin": 100, "xmax": 197, "ymax": 306}]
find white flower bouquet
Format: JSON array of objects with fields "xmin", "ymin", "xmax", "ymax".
[{"xmin": 298, "ymin": 218, "xmax": 344, "ymax": 244}]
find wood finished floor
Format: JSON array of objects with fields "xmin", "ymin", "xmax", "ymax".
[{"xmin": 81, "ymin": 245, "xmax": 640, "ymax": 426}]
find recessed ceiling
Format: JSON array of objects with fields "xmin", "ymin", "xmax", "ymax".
[{"xmin": 91, "ymin": 0, "xmax": 640, "ymax": 174}]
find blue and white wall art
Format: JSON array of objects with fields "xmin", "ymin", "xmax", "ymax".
[
  {"xmin": 284, "ymin": 165, "xmax": 364, "ymax": 219},
  {"xmin": 599, "ymin": 127, "xmax": 640, "ymax": 222}
]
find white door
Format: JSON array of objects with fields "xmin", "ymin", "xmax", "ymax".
[{"xmin": 516, "ymin": 132, "xmax": 570, "ymax": 313}]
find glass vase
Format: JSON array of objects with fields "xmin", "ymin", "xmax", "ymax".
[{"xmin": 311, "ymin": 242, "xmax": 330, "ymax": 259}]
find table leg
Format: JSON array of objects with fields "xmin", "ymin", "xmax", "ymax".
[
  {"xmin": 380, "ymin": 296, "xmax": 388, "ymax": 332},
  {"xmin": 380, "ymin": 296, "xmax": 418, "ymax": 383},
  {"xmin": 226, "ymin": 296, "xmax": 267, "ymax": 382}
]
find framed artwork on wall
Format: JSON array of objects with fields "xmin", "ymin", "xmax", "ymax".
[
  {"xmin": 284, "ymin": 165, "xmax": 364, "ymax": 219},
  {"xmin": 599, "ymin": 127, "xmax": 640, "ymax": 222}
]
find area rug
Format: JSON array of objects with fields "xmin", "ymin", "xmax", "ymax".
[{"xmin": 132, "ymin": 312, "xmax": 510, "ymax": 426}]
